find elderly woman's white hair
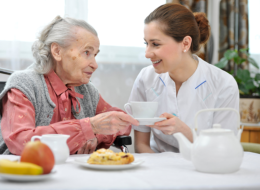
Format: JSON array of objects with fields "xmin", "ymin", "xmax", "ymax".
[{"xmin": 32, "ymin": 16, "xmax": 97, "ymax": 74}]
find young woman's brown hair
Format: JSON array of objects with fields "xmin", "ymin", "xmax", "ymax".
[{"xmin": 145, "ymin": 3, "xmax": 210, "ymax": 54}]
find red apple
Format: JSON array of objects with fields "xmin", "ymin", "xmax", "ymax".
[{"xmin": 20, "ymin": 141, "xmax": 55, "ymax": 174}]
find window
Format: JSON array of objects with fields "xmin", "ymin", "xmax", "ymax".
[
  {"xmin": 88, "ymin": 0, "xmax": 166, "ymax": 64},
  {"xmin": 0, "ymin": 0, "xmax": 166, "ymax": 110},
  {"xmin": 88, "ymin": 0, "xmax": 164, "ymax": 48},
  {"xmin": 0, "ymin": 0, "xmax": 165, "ymax": 68},
  {"xmin": 0, "ymin": 0, "xmax": 65, "ymax": 42},
  {"xmin": 248, "ymin": 0, "xmax": 260, "ymax": 72},
  {"xmin": 0, "ymin": 0, "xmax": 64, "ymax": 72}
]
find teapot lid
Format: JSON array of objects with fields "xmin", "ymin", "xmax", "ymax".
[{"xmin": 201, "ymin": 124, "xmax": 233, "ymax": 134}]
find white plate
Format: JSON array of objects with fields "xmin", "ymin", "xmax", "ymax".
[
  {"xmin": 0, "ymin": 170, "xmax": 56, "ymax": 182},
  {"xmin": 135, "ymin": 117, "xmax": 166, "ymax": 125},
  {"xmin": 73, "ymin": 157, "xmax": 144, "ymax": 170}
]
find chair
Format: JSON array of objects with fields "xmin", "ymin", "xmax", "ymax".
[
  {"xmin": 112, "ymin": 135, "xmax": 132, "ymax": 153},
  {"xmin": 0, "ymin": 67, "xmax": 132, "ymax": 153},
  {"xmin": 241, "ymin": 142, "xmax": 260, "ymax": 154}
]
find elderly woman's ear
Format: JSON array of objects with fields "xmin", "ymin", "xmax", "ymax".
[{"xmin": 51, "ymin": 43, "xmax": 62, "ymax": 62}]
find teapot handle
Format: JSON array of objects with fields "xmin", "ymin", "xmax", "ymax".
[{"xmin": 194, "ymin": 107, "xmax": 241, "ymax": 132}]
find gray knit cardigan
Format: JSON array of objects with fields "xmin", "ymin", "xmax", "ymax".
[{"xmin": 0, "ymin": 68, "xmax": 99, "ymax": 154}]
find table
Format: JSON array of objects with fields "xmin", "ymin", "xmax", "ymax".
[{"xmin": 1, "ymin": 152, "xmax": 260, "ymax": 190}]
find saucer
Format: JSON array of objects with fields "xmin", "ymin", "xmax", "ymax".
[{"xmin": 135, "ymin": 117, "xmax": 166, "ymax": 125}]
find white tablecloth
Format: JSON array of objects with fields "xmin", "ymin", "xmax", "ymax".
[{"xmin": 0, "ymin": 152, "xmax": 260, "ymax": 190}]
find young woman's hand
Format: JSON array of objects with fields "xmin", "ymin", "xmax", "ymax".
[
  {"xmin": 148, "ymin": 113, "xmax": 193, "ymax": 142},
  {"xmin": 90, "ymin": 111, "xmax": 139, "ymax": 135}
]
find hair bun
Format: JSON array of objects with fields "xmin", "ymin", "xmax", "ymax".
[
  {"xmin": 32, "ymin": 40, "xmax": 49, "ymax": 73},
  {"xmin": 193, "ymin": 12, "xmax": 210, "ymax": 45}
]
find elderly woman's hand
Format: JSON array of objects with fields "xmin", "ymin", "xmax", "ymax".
[
  {"xmin": 148, "ymin": 113, "xmax": 193, "ymax": 142},
  {"xmin": 90, "ymin": 111, "xmax": 139, "ymax": 135},
  {"xmin": 78, "ymin": 137, "xmax": 98, "ymax": 154}
]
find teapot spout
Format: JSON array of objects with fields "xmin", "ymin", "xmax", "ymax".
[{"xmin": 173, "ymin": 132, "xmax": 192, "ymax": 161}]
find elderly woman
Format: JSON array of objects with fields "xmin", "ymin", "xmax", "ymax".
[{"xmin": 0, "ymin": 16, "xmax": 139, "ymax": 155}]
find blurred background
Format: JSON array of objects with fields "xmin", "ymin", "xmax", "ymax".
[{"xmin": 0, "ymin": 0, "xmax": 259, "ymax": 152}]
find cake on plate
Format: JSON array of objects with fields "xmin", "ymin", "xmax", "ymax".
[{"xmin": 87, "ymin": 148, "xmax": 134, "ymax": 165}]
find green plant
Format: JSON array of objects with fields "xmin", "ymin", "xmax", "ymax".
[{"xmin": 215, "ymin": 48, "xmax": 260, "ymax": 96}]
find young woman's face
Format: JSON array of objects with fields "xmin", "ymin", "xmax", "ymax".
[
  {"xmin": 57, "ymin": 27, "xmax": 100, "ymax": 86},
  {"xmin": 144, "ymin": 21, "xmax": 183, "ymax": 74}
]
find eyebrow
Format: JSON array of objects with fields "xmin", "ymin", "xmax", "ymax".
[
  {"xmin": 144, "ymin": 38, "xmax": 161, "ymax": 42},
  {"xmin": 84, "ymin": 45, "xmax": 94, "ymax": 50},
  {"xmin": 84, "ymin": 45, "xmax": 100, "ymax": 54}
]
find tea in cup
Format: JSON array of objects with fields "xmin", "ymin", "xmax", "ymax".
[
  {"xmin": 124, "ymin": 101, "xmax": 158, "ymax": 118},
  {"xmin": 31, "ymin": 134, "xmax": 70, "ymax": 164}
]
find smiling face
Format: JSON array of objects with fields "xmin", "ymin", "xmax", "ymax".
[
  {"xmin": 52, "ymin": 27, "xmax": 100, "ymax": 86},
  {"xmin": 144, "ymin": 21, "xmax": 184, "ymax": 74}
]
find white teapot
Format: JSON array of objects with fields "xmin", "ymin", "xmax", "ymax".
[
  {"xmin": 173, "ymin": 108, "xmax": 244, "ymax": 174},
  {"xmin": 31, "ymin": 134, "xmax": 70, "ymax": 164}
]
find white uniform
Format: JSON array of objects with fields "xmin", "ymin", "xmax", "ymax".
[{"xmin": 128, "ymin": 56, "xmax": 239, "ymax": 153}]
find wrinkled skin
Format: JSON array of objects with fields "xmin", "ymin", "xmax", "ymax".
[
  {"xmin": 78, "ymin": 138, "xmax": 98, "ymax": 154},
  {"xmin": 90, "ymin": 111, "xmax": 139, "ymax": 135}
]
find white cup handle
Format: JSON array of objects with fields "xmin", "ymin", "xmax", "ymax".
[
  {"xmin": 124, "ymin": 103, "xmax": 133, "ymax": 117},
  {"xmin": 31, "ymin": 136, "xmax": 42, "ymax": 142}
]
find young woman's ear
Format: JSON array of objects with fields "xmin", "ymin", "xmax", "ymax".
[
  {"xmin": 51, "ymin": 43, "xmax": 62, "ymax": 62},
  {"xmin": 182, "ymin": 36, "xmax": 192, "ymax": 53}
]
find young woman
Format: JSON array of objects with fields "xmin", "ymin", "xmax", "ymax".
[{"xmin": 128, "ymin": 3, "xmax": 239, "ymax": 153}]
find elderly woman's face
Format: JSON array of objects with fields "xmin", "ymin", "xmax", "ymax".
[{"xmin": 55, "ymin": 27, "xmax": 100, "ymax": 86}]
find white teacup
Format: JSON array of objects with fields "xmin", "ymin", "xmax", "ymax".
[
  {"xmin": 124, "ymin": 101, "xmax": 158, "ymax": 118},
  {"xmin": 31, "ymin": 134, "xmax": 70, "ymax": 164}
]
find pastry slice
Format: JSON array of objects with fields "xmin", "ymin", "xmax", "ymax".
[{"xmin": 87, "ymin": 148, "xmax": 134, "ymax": 165}]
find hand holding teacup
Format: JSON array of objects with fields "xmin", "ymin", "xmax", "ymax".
[
  {"xmin": 124, "ymin": 101, "xmax": 166, "ymax": 125},
  {"xmin": 148, "ymin": 113, "xmax": 193, "ymax": 140},
  {"xmin": 89, "ymin": 111, "xmax": 139, "ymax": 135},
  {"xmin": 124, "ymin": 102, "xmax": 192, "ymax": 139}
]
